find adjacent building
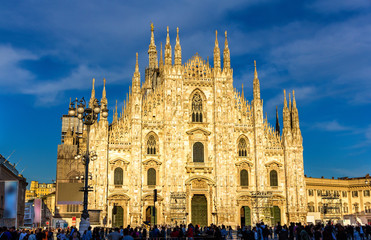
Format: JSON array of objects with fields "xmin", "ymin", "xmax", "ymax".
[
  {"xmin": 25, "ymin": 181, "xmax": 56, "ymax": 202},
  {"xmin": 306, "ymin": 175, "xmax": 371, "ymax": 225},
  {"xmin": 0, "ymin": 154, "xmax": 28, "ymax": 227}
]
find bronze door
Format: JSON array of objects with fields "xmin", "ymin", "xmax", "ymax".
[
  {"xmin": 191, "ymin": 194, "xmax": 207, "ymax": 226},
  {"xmin": 112, "ymin": 206, "xmax": 123, "ymax": 227}
]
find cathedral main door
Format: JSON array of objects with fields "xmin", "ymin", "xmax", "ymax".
[
  {"xmin": 240, "ymin": 206, "xmax": 251, "ymax": 226},
  {"xmin": 271, "ymin": 206, "xmax": 281, "ymax": 226},
  {"xmin": 191, "ymin": 194, "xmax": 207, "ymax": 226},
  {"xmin": 112, "ymin": 206, "xmax": 123, "ymax": 227}
]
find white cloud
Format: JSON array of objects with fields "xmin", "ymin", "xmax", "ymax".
[
  {"xmin": 308, "ymin": 0, "xmax": 371, "ymax": 14},
  {"xmin": 313, "ymin": 120, "xmax": 352, "ymax": 132}
]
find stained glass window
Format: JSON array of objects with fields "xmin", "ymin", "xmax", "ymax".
[
  {"xmin": 192, "ymin": 93, "xmax": 203, "ymax": 122},
  {"xmin": 147, "ymin": 135, "xmax": 156, "ymax": 155},
  {"xmin": 238, "ymin": 138, "xmax": 248, "ymax": 157}
]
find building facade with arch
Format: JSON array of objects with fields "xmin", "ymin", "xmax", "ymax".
[{"xmin": 54, "ymin": 25, "xmax": 307, "ymax": 227}]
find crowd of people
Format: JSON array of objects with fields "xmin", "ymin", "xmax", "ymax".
[{"xmin": 1, "ymin": 222, "xmax": 371, "ymax": 240}]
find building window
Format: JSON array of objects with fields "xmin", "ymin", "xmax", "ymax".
[
  {"xmin": 240, "ymin": 170, "xmax": 249, "ymax": 187},
  {"xmin": 308, "ymin": 190, "xmax": 314, "ymax": 196},
  {"xmin": 334, "ymin": 191, "xmax": 339, "ymax": 197},
  {"xmin": 238, "ymin": 138, "xmax": 248, "ymax": 157},
  {"xmin": 364, "ymin": 190, "xmax": 370, "ymax": 197},
  {"xmin": 308, "ymin": 203, "xmax": 315, "ymax": 212},
  {"xmin": 343, "ymin": 205, "xmax": 348, "ymax": 213},
  {"xmin": 270, "ymin": 170, "xmax": 278, "ymax": 187},
  {"xmin": 342, "ymin": 191, "xmax": 347, "ymax": 197},
  {"xmin": 193, "ymin": 142, "xmax": 204, "ymax": 162},
  {"xmin": 318, "ymin": 204, "xmax": 322, "ymax": 213},
  {"xmin": 147, "ymin": 168, "xmax": 156, "ymax": 186},
  {"xmin": 147, "ymin": 135, "xmax": 157, "ymax": 155},
  {"xmin": 317, "ymin": 190, "xmax": 322, "ymax": 196},
  {"xmin": 191, "ymin": 93, "xmax": 203, "ymax": 122},
  {"xmin": 352, "ymin": 191, "xmax": 359, "ymax": 197},
  {"xmin": 353, "ymin": 203, "xmax": 359, "ymax": 213},
  {"xmin": 67, "ymin": 204, "xmax": 79, "ymax": 212},
  {"xmin": 114, "ymin": 167, "xmax": 123, "ymax": 185}
]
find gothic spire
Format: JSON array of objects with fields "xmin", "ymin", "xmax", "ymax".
[
  {"xmin": 89, "ymin": 78, "xmax": 96, "ymax": 107},
  {"xmin": 283, "ymin": 89, "xmax": 287, "ymax": 109},
  {"xmin": 135, "ymin": 52, "xmax": 139, "ymax": 73},
  {"xmin": 276, "ymin": 106, "xmax": 280, "ymax": 136},
  {"xmin": 241, "ymin": 83, "xmax": 245, "ymax": 100},
  {"xmin": 148, "ymin": 23, "xmax": 158, "ymax": 68},
  {"xmin": 283, "ymin": 89, "xmax": 291, "ymax": 131},
  {"xmin": 223, "ymin": 31, "xmax": 230, "ymax": 70},
  {"xmin": 113, "ymin": 100, "xmax": 118, "ymax": 123},
  {"xmin": 165, "ymin": 26, "xmax": 172, "ymax": 66},
  {"xmin": 253, "ymin": 60, "xmax": 260, "ymax": 99},
  {"xmin": 292, "ymin": 90, "xmax": 300, "ymax": 130},
  {"xmin": 214, "ymin": 30, "xmax": 221, "ymax": 70},
  {"xmin": 159, "ymin": 42, "xmax": 163, "ymax": 70},
  {"xmin": 101, "ymin": 78, "xmax": 107, "ymax": 106},
  {"xmin": 174, "ymin": 27, "xmax": 182, "ymax": 66},
  {"xmin": 132, "ymin": 53, "xmax": 140, "ymax": 92}
]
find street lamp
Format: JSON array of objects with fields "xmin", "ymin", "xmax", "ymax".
[{"xmin": 68, "ymin": 97, "xmax": 108, "ymax": 232}]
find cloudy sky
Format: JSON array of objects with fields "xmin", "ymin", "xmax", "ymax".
[{"xmin": 1, "ymin": 0, "xmax": 370, "ymax": 183}]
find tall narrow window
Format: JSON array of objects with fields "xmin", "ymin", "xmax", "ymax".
[
  {"xmin": 270, "ymin": 170, "xmax": 278, "ymax": 187},
  {"xmin": 114, "ymin": 167, "xmax": 123, "ymax": 185},
  {"xmin": 240, "ymin": 170, "xmax": 249, "ymax": 186},
  {"xmin": 238, "ymin": 138, "xmax": 248, "ymax": 157},
  {"xmin": 147, "ymin": 168, "xmax": 156, "ymax": 186},
  {"xmin": 192, "ymin": 93, "xmax": 203, "ymax": 122},
  {"xmin": 147, "ymin": 135, "xmax": 156, "ymax": 155},
  {"xmin": 193, "ymin": 142, "xmax": 204, "ymax": 162}
]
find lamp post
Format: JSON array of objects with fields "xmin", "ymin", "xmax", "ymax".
[{"xmin": 68, "ymin": 97, "xmax": 108, "ymax": 232}]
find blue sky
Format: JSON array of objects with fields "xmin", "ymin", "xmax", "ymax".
[{"xmin": 0, "ymin": 0, "xmax": 370, "ymax": 183}]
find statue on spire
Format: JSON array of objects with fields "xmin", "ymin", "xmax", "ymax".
[{"xmin": 148, "ymin": 23, "xmax": 158, "ymax": 68}]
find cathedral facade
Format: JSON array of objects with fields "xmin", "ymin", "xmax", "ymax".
[{"xmin": 55, "ymin": 25, "xmax": 307, "ymax": 228}]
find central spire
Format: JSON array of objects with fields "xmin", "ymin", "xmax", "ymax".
[
  {"xmin": 253, "ymin": 60, "xmax": 260, "ymax": 99},
  {"xmin": 148, "ymin": 23, "xmax": 158, "ymax": 68}
]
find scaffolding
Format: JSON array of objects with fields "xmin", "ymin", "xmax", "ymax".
[{"xmin": 170, "ymin": 192, "xmax": 187, "ymax": 225}]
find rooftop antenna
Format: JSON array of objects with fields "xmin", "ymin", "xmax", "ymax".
[
  {"xmin": 6, "ymin": 150, "xmax": 16, "ymax": 161},
  {"xmin": 20, "ymin": 167, "xmax": 27, "ymax": 175},
  {"xmin": 14, "ymin": 158, "xmax": 22, "ymax": 168}
]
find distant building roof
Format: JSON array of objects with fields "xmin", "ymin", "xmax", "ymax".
[{"xmin": 0, "ymin": 153, "xmax": 19, "ymax": 175}]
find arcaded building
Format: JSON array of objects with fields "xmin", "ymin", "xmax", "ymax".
[{"xmin": 55, "ymin": 25, "xmax": 307, "ymax": 228}]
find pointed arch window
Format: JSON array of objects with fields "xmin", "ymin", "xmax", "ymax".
[
  {"xmin": 270, "ymin": 170, "xmax": 278, "ymax": 187},
  {"xmin": 192, "ymin": 93, "xmax": 203, "ymax": 122},
  {"xmin": 193, "ymin": 142, "xmax": 204, "ymax": 162},
  {"xmin": 147, "ymin": 168, "xmax": 156, "ymax": 186},
  {"xmin": 238, "ymin": 138, "xmax": 248, "ymax": 157},
  {"xmin": 147, "ymin": 135, "xmax": 156, "ymax": 155},
  {"xmin": 240, "ymin": 170, "xmax": 249, "ymax": 186},
  {"xmin": 114, "ymin": 167, "xmax": 123, "ymax": 185}
]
